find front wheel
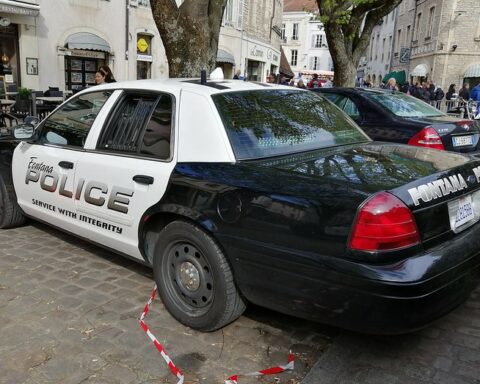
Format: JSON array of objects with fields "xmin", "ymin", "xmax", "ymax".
[{"xmin": 153, "ymin": 220, "xmax": 246, "ymax": 331}]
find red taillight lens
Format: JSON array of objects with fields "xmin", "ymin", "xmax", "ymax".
[
  {"xmin": 408, "ymin": 126, "xmax": 445, "ymax": 150},
  {"xmin": 349, "ymin": 192, "xmax": 421, "ymax": 252}
]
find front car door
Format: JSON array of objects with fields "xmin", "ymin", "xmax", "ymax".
[
  {"xmin": 73, "ymin": 90, "xmax": 178, "ymax": 260},
  {"xmin": 12, "ymin": 90, "xmax": 113, "ymax": 232}
]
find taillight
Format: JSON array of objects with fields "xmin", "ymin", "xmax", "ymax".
[
  {"xmin": 349, "ymin": 192, "xmax": 420, "ymax": 252},
  {"xmin": 408, "ymin": 126, "xmax": 445, "ymax": 150}
]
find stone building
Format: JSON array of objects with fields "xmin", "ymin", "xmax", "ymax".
[
  {"xmin": 389, "ymin": 0, "xmax": 417, "ymax": 77},
  {"xmin": 1, "ymin": 0, "xmax": 283, "ymax": 93},
  {"xmin": 393, "ymin": 0, "xmax": 480, "ymax": 89},
  {"xmin": 219, "ymin": 0, "xmax": 283, "ymax": 81},
  {"xmin": 360, "ymin": 9, "xmax": 397, "ymax": 87},
  {"xmin": 281, "ymin": 0, "xmax": 333, "ymax": 79}
]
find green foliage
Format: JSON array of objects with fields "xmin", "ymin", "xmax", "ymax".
[{"xmin": 17, "ymin": 87, "xmax": 31, "ymax": 100}]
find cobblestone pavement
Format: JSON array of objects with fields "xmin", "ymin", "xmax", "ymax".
[
  {"xmin": 302, "ymin": 285, "xmax": 480, "ymax": 384},
  {"xmin": 0, "ymin": 223, "xmax": 336, "ymax": 384}
]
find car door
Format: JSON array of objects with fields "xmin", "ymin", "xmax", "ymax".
[
  {"xmin": 322, "ymin": 92, "xmax": 364, "ymax": 125},
  {"xmin": 12, "ymin": 90, "xmax": 113, "ymax": 233},
  {"xmin": 73, "ymin": 90, "xmax": 178, "ymax": 260}
]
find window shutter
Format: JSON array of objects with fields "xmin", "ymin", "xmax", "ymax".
[{"xmin": 237, "ymin": 0, "xmax": 245, "ymax": 29}]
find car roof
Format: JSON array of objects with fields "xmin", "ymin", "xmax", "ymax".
[
  {"xmin": 77, "ymin": 78, "xmax": 297, "ymax": 96},
  {"xmin": 315, "ymin": 87, "xmax": 397, "ymax": 96}
]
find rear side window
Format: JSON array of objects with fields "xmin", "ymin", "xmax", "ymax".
[
  {"xmin": 98, "ymin": 92, "xmax": 173, "ymax": 160},
  {"xmin": 38, "ymin": 91, "xmax": 111, "ymax": 147}
]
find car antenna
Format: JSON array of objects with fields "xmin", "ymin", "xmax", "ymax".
[{"xmin": 200, "ymin": 70, "xmax": 207, "ymax": 85}]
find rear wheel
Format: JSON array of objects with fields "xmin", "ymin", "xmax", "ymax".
[
  {"xmin": 0, "ymin": 170, "xmax": 25, "ymax": 229},
  {"xmin": 153, "ymin": 220, "xmax": 245, "ymax": 331}
]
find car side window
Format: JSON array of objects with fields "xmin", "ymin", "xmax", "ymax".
[
  {"xmin": 98, "ymin": 92, "xmax": 173, "ymax": 160},
  {"xmin": 38, "ymin": 91, "xmax": 112, "ymax": 147},
  {"xmin": 343, "ymin": 98, "xmax": 361, "ymax": 120},
  {"xmin": 322, "ymin": 93, "xmax": 348, "ymax": 110}
]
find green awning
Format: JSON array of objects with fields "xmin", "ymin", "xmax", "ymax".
[{"xmin": 383, "ymin": 70, "xmax": 406, "ymax": 84}]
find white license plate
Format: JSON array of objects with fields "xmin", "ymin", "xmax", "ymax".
[
  {"xmin": 452, "ymin": 135, "xmax": 473, "ymax": 147},
  {"xmin": 448, "ymin": 195, "xmax": 475, "ymax": 232}
]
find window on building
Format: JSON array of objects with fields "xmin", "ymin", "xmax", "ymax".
[
  {"xmin": 427, "ymin": 7, "xmax": 435, "ymax": 38},
  {"xmin": 414, "ymin": 13, "xmax": 422, "ymax": 40},
  {"xmin": 375, "ymin": 34, "xmax": 380, "ymax": 60},
  {"xmin": 281, "ymin": 23, "xmax": 286, "ymax": 41},
  {"xmin": 291, "ymin": 50, "xmax": 298, "ymax": 66},
  {"xmin": 406, "ymin": 25, "xmax": 411, "ymax": 46},
  {"xmin": 136, "ymin": 34, "xmax": 153, "ymax": 80},
  {"xmin": 312, "ymin": 34, "xmax": 323, "ymax": 48},
  {"xmin": 224, "ymin": 0, "xmax": 234, "ymax": 25},
  {"xmin": 382, "ymin": 38, "xmax": 386, "ymax": 62},
  {"xmin": 309, "ymin": 56, "xmax": 320, "ymax": 70},
  {"xmin": 388, "ymin": 36, "xmax": 392, "ymax": 60},
  {"xmin": 396, "ymin": 29, "xmax": 402, "ymax": 52},
  {"xmin": 138, "ymin": 0, "xmax": 150, "ymax": 6},
  {"xmin": 370, "ymin": 36, "xmax": 375, "ymax": 61},
  {"xmin": 292, "ymin": 23, "xmax": 299, "ymax": 40}
]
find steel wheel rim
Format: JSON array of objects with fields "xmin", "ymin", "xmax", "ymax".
[{"xmin": 163, "ymin": 241, "xmax": 214, "ymax": 313}]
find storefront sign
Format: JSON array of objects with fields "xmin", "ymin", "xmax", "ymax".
[
  {"xmin": 137, "ymin": 38, "xmax": 149, "ymax": 53},
  {"xmin": 267, "ymin": 49, "xmax": 280, "ymax": 65},
  {"xmin": 70, "ymin": 49, "xmax": 105, "ymax": 59},
  {"xmin": 249, "ymin": 45, "xmax": 265, "ymax": 59},
  {"xmin": 137, "ymin": 54, "xmax": 153, "ymax": 62},
  {"xmin": 0, "ymin": 4, "xmax": 39, "ymax": 17}
]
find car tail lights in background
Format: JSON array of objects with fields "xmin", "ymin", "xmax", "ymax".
[
  {"xmin": 349, "ymin": 192, "xmax": 421, "ymax": 252},
  {"xmin": 408, "ymin": 126, "xmax": 445, "ymax": 150}
]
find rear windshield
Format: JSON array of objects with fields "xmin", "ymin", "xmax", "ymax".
[
  {"xmin": 212, "ymin": 89, "xmax": 369, "ymax": 159},
  {"xmin": 367, "ymin": 92, "xmax": 445, "ymax": 118}
]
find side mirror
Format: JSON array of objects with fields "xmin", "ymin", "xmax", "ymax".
[{"xmin": 13, "ymin": 124, "xmax": 35, "ymax": 140}]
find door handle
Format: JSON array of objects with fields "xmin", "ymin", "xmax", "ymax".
[
  {"xmin": 58, "ymin": 161, "xmax": 74, "ymax": 169},
  {"xmin": 133, "ymin": 175, "xmax": 154, "ymax": 185}
]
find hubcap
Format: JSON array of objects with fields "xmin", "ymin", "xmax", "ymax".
[{"xmin": 179, "ymin": 261, "xmax": 200, "ymax": 291}]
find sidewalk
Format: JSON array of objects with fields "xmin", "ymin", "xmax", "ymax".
[{"xmin": 302, "ymin": 285, "xmax": 480, "ymax": 384}]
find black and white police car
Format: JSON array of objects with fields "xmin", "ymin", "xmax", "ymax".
[{"xmin": 1, "ymin": 73, "xmax": 480, "ymax": 334}]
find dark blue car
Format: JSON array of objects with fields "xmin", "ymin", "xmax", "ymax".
[{"xmin": 313, "ymin": 88, "xmax": 480, "ymax": 153}]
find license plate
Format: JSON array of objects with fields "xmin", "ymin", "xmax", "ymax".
[
  {"xmin": 448, "ymin": 195, "xmax": 475, "ymax": 232},
  {"xmin": 452, "ymin": 135, "xmax": 473, "ymax": 147}
]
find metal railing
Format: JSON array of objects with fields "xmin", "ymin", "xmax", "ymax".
[{"xmin": 429, "ymin": 99, "xmax": 479, "ymax": 120}]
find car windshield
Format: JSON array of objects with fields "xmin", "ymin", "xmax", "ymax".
[
  {"xmin": 367, "ymin": 92, "xmax": 445, "ymax": 118},
  {"xmin": 212, "ymin": 89, "xmax": 369, "ymax": 160}
]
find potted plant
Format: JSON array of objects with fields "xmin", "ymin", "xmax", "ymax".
[{"xmin": 17, "ymin": 87, "xmax": 31, "ymax": 100}]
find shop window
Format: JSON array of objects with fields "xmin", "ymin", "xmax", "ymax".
[
  {"xmin": 0, "ymin": 24, "xmax": 19, "ymax": 86},
  {"xmin": 137, "ymin": 34, "xmax": 153, "ymax": 80}
]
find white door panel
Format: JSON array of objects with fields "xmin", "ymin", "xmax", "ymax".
[
  {"xmin": 12, "ymin": 142, "xmax": 81, "ymax": 231},
  {"xmin": 73, "ymin": 153, "xmax": 175, "ymax": 259}
]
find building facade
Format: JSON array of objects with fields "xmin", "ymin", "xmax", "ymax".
[
  {"xmin": 390, "ymin": 0, "xmax": 417, "ymax": 77},
  {"xmin": 281, "ymin": 0, "xmax": 333, "ymax": 78},
  {"xmin": 408, "ymin": 0, "xmax": 480, "ymax": 89},
  {"xmin": 219, "ymin": 0, "xmax": 282, "ymax": 81},
  {"xmin": 1, "ymin": 0, "xmax": 283, "ymax": 94},
  {"xmin": 360, "ymin": 9, "xmax": 397, "ymax": 87},
  {"xmin": 0, "ymin": 0, "xmax": 40, "ymax": 92}
]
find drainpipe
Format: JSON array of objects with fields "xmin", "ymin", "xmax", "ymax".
[{"xmin": 125, "ymin": 0, "xmax": 130, "ymax": 79}]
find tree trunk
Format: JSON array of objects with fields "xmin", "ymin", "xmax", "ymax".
[
  {"xmin": 150, "ymin": 0, "xmax": 226, "ymax": 78},
  {"xmin": 324, "ymin": 22, "xmax": 357, "ymax": 87}
]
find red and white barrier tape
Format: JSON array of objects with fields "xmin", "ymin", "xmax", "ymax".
[
  {"xmin": 224, "ymin": 352, "xmax": 295, "ymax": 384},
  {"xmin": 140, "ymin": 284, "xmax": 294, "ymax": 384},
  {"xmin": 139, "ymin": 284, "xmax": 185, "ymax": 384}
]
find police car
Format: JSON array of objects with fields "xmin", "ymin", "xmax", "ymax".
[{"xmin": 1, "ymin": 74, "xmax": 480, "ymax": 334}]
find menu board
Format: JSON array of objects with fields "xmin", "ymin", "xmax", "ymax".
[{"xmin": 0, "ymin": 76, "xmax": 5, "ymax": 98}]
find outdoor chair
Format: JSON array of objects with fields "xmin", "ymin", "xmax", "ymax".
[{"xmin": 3, "ymin": 98, "xmax": 32, "ymax": 126}]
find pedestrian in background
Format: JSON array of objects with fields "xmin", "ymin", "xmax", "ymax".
[
  {"xmin": 233, "ymin": 70, "xmax": 241, "ymax": 79},
  {"xmin": 384, "ymin": 78, "xmax": 398, "ymax": 91},
  {"xmin": 446, "ymin": 84, "xmax": 456, "ymax": 110},
  {"xmin": 471, "ymin": 83, "xmax": 480, "ymax": 118},
  {"xmin": 95, "ymin": 65, "xmax": 116, "ymax": 85},
  {"xmin": 307, "ymin": 74, "xmax": 321, "ymax": 89},
  {"xmin": 297, "ymin": 79, "xmax": 306, "ymax": 89},
  {"xmin": 459, "ymin": 83, "xmax": 471, "ymax": 100}
]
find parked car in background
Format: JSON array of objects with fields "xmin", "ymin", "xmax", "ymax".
[{"xmin": 312, "ymin": 88, "xmax": 480, "ymax": 153}]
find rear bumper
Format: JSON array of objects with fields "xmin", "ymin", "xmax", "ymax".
[{"xmin": 226, "ymin": 222, "xmax": 480, "ymax": 334}]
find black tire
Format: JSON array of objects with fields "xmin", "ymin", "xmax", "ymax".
[
  {"xmin": 0, "ymin": 170, "xmax": 25, "ymax": 229},
  {"xmin": 153, "ymin": 220, "xmax": 246, "ymax": 331}
]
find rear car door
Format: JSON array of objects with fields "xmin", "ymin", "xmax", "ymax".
[
  {"xmin": 12, "ymin": 90, "xmax": 113, "ymax": 232},
  {"xmin": 73, "ymin": 90, "xmax": 178, "ymax": 260}
]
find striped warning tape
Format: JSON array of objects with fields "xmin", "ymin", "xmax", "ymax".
[
  {"xmin": 139, "ymin": 284, "xmax": 185, "ymax": 384},
  {"xmin": 140, "ymin": 285, "xmax": 294, "ymax": 384},
  {"xmin": 224, "ymin": 352, "xmax": 295, "ymax": 383}
]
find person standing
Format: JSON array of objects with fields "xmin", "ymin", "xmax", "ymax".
[
  {"xmin": 95, "ymin": 65, "xmax": 116, "ymax": 85},
  {"xmin": 459, "ymin": 83, "xmax": 471, "ymax": 100},
  {"xmin": 307, "ymin": 74, "xmax": 321, "ymax": 89},
  {"xmin": 446, "ymin": 84, "xmax": 456, "ymax": 110},
  {"xmin": 471, "ymin": 83, "xmax": 480, "ymax": 117},
  {"xmin": 297, "ymin": 79, "xmax": 306, "ymax": 89}
]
